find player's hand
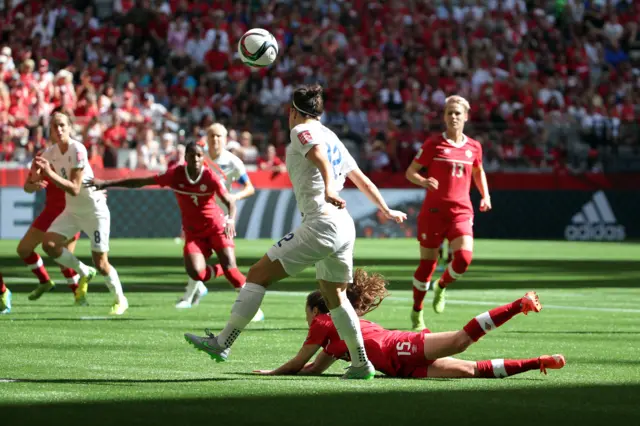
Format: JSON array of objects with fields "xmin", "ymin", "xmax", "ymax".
[
  {"xmin": 425, "ymin": 177, "xmax": 439, "ymax": 191},
  {"xmin": 382, "ymin": 208, "xmax": 407, "ymax": 223},
  {"xmin": 252, "ymin": 370, "xmax": 274, "ymax": 375},
  {"xmin": 480, "ymin": 197, "xmax": 492, "ymax": 212},
  {"xmin": 325, "ymin": 189, "xmax": 346, "ymax": 209},
  {"xmin": 225, "ymin": 219, "xmax": 236, "ymax": 239},
  {"xmin": 85, "ymin": 179, "xmax": 105, "ymax": 190},
  {"xmin": 33, "ymin": 156, "xmax": 53, "ymax": 178}
]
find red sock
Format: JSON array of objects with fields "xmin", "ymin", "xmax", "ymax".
[
  {"xmin": 476, "ymin": 358, "xmax": 540, "ymax": 378},
  {"xmin": 0, "ymin": 273, "xmax": 6, "ymax": 294},
  {"xmin": 439, "ymin": 249, "xmax": 473, "ymax": 288},
  {"xmin": 23, "ymin": 252, "xmax": 50, "ymax": 284},
  {"xmin": 412, "ymin": 259, "xmax": 437, "ymax": 311},
  {"xmin": 463, "ymin": 299, "xmax": 522, "ymax": 342},
  {"xmin": 224, "ymin": 268, "xmax": 246, "ymax": 289},
  {"xmin": 60, "ymin": 267, "xmax": 79, "ymax": 290},
  {"xmin": 212, "ymin": 264, "xmax": 225, "ymax": 279}
]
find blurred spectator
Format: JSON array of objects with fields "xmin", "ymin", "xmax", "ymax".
[
  {"xmin": 0, "ymin": 0, "xmax": 638, "ymax": 174},
  {"xmin": 258, "ymin": 144, "xmax": 285, "ymax": 173},
  {"xmin": 239, "ymin": 131, "xmax": 258, "ymax": 165}
]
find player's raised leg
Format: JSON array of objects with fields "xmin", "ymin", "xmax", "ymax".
[
  {"xmin": 184, "ymin": 254, "xmax": 281, "ymax": 362},
  {"xmin": 426, "ymin": 354, "xmax": 566, "ymax": 378},
  {"xmin": 214, "ymin": 246, "xmax": 264, "ymax": 321},
  {"xmin": 42, "ymin": 231, "xmax": 96, "ymax": 289},
  {"xmin": 432, "ymin": 233, "xmax": 474, "ymax": 314},
  {"xmin": 0, "ymin": 273, "xmax": 11, "ymax": 314},
  {"xmin": 17, "ymin": 226, "xmax": 56, "ymax": 300},
  {"xmin": 422, "ymin": 291, "xmax": 542, "ymax": 360}
]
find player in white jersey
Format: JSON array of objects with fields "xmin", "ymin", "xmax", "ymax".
[
  {"xmin": 33, "ymin": 110, "xmax": 128, "ymax": 315},
  {"xmin": 185, "ymin": 84, "xmax": 407, "ymax": 380},
  {"xmin": 175, "ymin": 123, "xmax": 264, "ymax": 322}
]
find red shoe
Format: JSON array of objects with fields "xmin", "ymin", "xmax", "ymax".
[
  {"xmin": 521, "ymin": 291, "xmax": 542, "ymax": 315},
  {"xmin": 539, "ymin": 354, "xmax": 566, "ymax": 375}
]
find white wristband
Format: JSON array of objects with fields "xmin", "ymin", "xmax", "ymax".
[{"xmin": 226, "ymin": 218, "xmax": 235, "ymax": 224}]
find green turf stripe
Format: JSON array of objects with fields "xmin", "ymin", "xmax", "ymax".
[
  {"xmin": 260, "ymin": 191, "xmax": 282, "ymax": 238},
  {"xmin": 283, "ymin": 191, "xmax": 299, "ymax": 233},
  {"xmin": 236, "ymin": 192, "xmax": 259, "ymax": 237}
]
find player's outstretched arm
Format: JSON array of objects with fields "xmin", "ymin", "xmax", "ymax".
[
  {"xmin": 472, "ymin": 166, "xmax": 492, "ymax": 212},
  {"xmin": 88, "ymin": 176, "xmax": 157, "ymax": 190},
  {"xmin": 33, "ymin": 156, "xmax": 83, "ymax": 196},
  {"xmin": 299, "ymin": 351, "xmax": 337, "ymax": 375},
  {"xmin": 254, "ymin": 344, "xmax": 321, "ymax": 376},
  {"xmin": 306, "ymin": 145, "xmax": 346, "ymax": 209},
  {"xmin": 347, "ymin": 168, "xmax": 407, "ymax": 223}
]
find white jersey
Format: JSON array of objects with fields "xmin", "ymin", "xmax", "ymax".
[
  {"xmin": 42, "ymin": 139, "xmax": 107, "ymax": 212},
  {"xmin": 287, "ymin": 121, "xmax": 357, "ymax": 216},
  {"xmin": 208, "ymin": 149, "xmax": 249, "ymax": 215}
]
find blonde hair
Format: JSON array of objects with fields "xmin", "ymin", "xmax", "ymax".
[
  {"xmin": 241, "ymin": 131, "xmax": 252, "ymax": 142},
  {"xmin": 445, "ymin": 95, "xmax": 471, "ymax": 113},
  {"xmin": 207, "ymin": 123, "xmax": 228, "ymax": 137}
]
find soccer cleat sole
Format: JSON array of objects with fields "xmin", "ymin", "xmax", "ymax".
[{"xmin": 184, "ymin": 335, "xmax": 226, "ymax": 363}]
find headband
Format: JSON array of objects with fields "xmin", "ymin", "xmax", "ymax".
[{"xmin": 292, "ymin": 98, "xmax": 319, "ymax": 117}]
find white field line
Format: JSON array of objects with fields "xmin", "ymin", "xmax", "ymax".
[{"xmin": 272, "ymin": 291, "xmax": 640, "ymax": 314}]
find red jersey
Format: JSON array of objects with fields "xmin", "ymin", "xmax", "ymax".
[
  {"xmin": 414, "ymin": 133, "xmax": 483, "ymax": 218},
  {"xmin": 44, "ymin": 177, "xmax": 66, "ymax": 211},
  {"xmin": 305, "ymin": 314, "xmax": 432, "ymax": 378},
  {"xmin": 154, "ymin": 165, "xmax": 227, "ymax": 238}
]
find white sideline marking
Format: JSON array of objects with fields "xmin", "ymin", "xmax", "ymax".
[
  {"xmin": 0, "ymin": 379, "xmax": 18, "ymax": 383},
  {"xmin": 273, "ymin": 291, "xmax": 640, "ymax": 314}
]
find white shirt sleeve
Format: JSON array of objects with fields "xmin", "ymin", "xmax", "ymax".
[
  {"xmin": 72, "ymin": 143, "xmax": 88, "ymax": 169},
  {"xmin": 230, "ymin": 154, "xmax": 247, "ymax": 181},
  {"xmin": 290, "ymin": 126, "xmax": 320, "ymax": 157}
]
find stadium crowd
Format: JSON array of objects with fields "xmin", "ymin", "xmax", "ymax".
[{"xmin": 0, "ymin": 0, "xmax": 639, "ymax": 173}]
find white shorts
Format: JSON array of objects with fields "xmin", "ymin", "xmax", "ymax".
[
  {"xmin": 48, "ymin": 208, "xmax": 111, "ymax": 252},
  {"xmin": 267, "ymin": 210, "xmax": 355, "ymax": 283}
]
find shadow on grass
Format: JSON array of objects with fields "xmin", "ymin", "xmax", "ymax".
[{"xmin": 1, "ymin": 384, "xmax": 638, "ymax": 426}]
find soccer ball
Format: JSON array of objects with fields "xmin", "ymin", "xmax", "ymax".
[{"xmin": 237, "ymin": 28, "xmax": 278, "ymax": 68}]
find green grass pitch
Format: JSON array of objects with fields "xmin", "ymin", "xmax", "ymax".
[{"xmin": 1, "ymin": 238, "xmax": 639, "ymax": 426}]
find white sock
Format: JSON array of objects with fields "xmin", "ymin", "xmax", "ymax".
[
  {"xmin": 54, "ymin": 248, "xmax": 90, "ymax": 277},
  {"xmin": 217, "ymin": 283, "xmax": 266, "ymax": 348},
  {"xmin": 197, "ymin": 281, "xmax": 207, "ymax": 293},
  {"xmin": 67, "ymin": 274, "xmax": 80, "ymax": 285},
  {"xmin": 182, "ymin": 278, "xmax": 200, "ymax": 302},
  {"xmin": 105, "ymin": 266, "xmax": 125, "ymax": 300},
  {"xmin": 330, "ymin": 302, "xmax": 369, "ymax": 367}
]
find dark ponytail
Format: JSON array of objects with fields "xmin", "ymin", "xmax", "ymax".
[{"xmin": 291, "ymin": 83, "xmax": 324, "ymax": 118}]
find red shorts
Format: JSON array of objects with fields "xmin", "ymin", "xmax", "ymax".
[
  {"xmin": 31, "ymin": 207, "xmax": 81, "ymax": 241},
  {"xmin": 395, "ymin": 329, "xmax": 435, "ymax": 379},
  {"xmin": 417, "ymin": 214, "xmax": 474, "ymax": 249},
  {"xmin": 183, "ymin": 232, "xmax": 235, "ymax": 259}
]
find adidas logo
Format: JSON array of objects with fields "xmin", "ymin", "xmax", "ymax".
[{"xmin": 565, "ymin": 191, "xmax": 626, "ymax": 241}]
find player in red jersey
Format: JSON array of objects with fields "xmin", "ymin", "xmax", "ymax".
[
  {"xmin": 19, "ymin": 142, "xmax": 83, "ymax": 304},
  {"xmin": 0, "ymin": 272, "xmax": 11, "ymax": 314},
  {"xmin": 89, "ymin": 141, "xmax": 243, "ymax": 296},
  {"xmin": 405, "ymin": 95, "xmax": 492, "ymax": 330},
  {"xmin": 253, "ymin": 270, "xmax": 565, "ymax": 379}
]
